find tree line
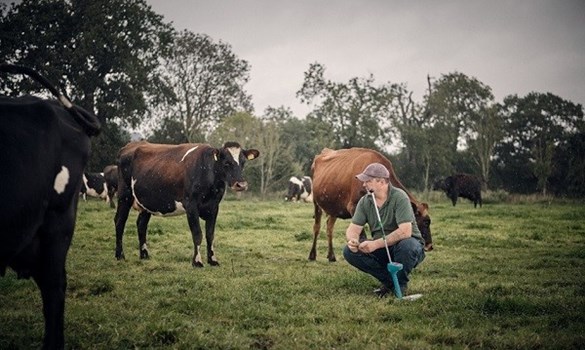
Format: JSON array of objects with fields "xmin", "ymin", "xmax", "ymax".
[{"xmin": 1, "ymin": 0, "xmax": 584, "ymax": 197}]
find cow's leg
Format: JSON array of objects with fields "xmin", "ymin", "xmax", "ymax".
[
  {"xmin": 107, "ymin": 187, "xmax": 116, "ymax": 208},
  {"xmin": 204, "ymin": 217, "xmax": 220, "ymax": 266},
  {"xmin": 114, "ymin": 184, "xmax": 133, "ymax": 260},
  {"xmin": 326, "ymin": 215, "xmax": 337, "ymax": 262},
  {"xmin": 34, "ymin": 211, "xmax": 75, "ymax": 350},
  {"xmin": 136, "ymin": 211, "xmax": 151, "ymax": 259},
  {"xmin": 186, "ymin": 209, "xmax": 204, "ymax": 267},
  {"xmin": 309, "ymin": 203, "xmax": 323, "ymax": 260}
]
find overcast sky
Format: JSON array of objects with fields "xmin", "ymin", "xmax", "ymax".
[{"xmin": 149, "ymin": 1, "xmax": 584, "ymax": 117}]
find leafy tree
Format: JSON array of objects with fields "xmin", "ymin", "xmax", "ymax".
[
  {"xmin": 148, "ymin": 30, "xmax": 252, "ymax": 142},
  {"xmin": 389, "ymin": 77, "xmax": 452, "ymax": 191},
  {"xmin": 87, "ymin": 121, "xmax": 131, "ymax": 172},
  {"xmin": 266, "ymin": 106, "xmax": 330, "ymax": 175},
  {"xmin": 147, "ymin": 118, "xmax": 189, "ymax": 144},
  {"xmin": 0, "ymin": 0, "xmax": 173, "ymax": 169},
  {"xmin": 496, "ymin": 92, "xmax": 584, "ymax": 195},
  {"xmin": 427, "ymin": 72, "xmax": 497, "ymax": 185},
  {"xmin": 550, "ymin": 132, "xmax": 585, "ymax": 197},
  {"xmin": 297, "ymin": 62, "xmax": 396, "ymax": 150},
  {"xmin": 0, "ymin": 0, "xmax": 173, "ymax": 125}
]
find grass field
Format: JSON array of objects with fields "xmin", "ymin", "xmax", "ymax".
[{"xmin": 1, "ymin": 194, "xmax": 584, "ymax": 349}]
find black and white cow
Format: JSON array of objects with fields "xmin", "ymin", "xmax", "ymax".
[
  {"xmin": 80, "ymin": 172, "xmax": 109, "ymax": 204},
  {"xmin": 103, "ymin": 164, "xmax": 118, "ymax": 208},
  {"xmin": 284, "ymin": 176, "xmax": 313, "ymax": 202},
  {"xmin": 0, "ymin": 64, "xmax": 101, "ymax": 349},
  {"xmin": 114, "ymin": 141, "xmax": 259, "ymax": 266}
]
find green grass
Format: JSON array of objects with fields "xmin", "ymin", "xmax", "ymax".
[{"xmin": 1, "ymin": 195, "xmax": 584, "ymax": 349}]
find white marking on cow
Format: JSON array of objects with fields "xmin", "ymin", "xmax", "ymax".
[
  {"xmin": 227, "ymin": 147, "xmax": 241, "ymax": 165},
  {"xmin": 194, "ymin": 245, "xmax": 203, "ymax": 264},
  {"xmin": 131, "ymin": 177, "xmax": 186, "ymax": 216},
  {"xmin": 289, "ymin": 176, "xmax": 303, "ymax": 187},
  {"xmin": 141, "ymin": 243, "xmax": 148, "ymax": 251},
  {"xmin": 180, "ymin": 146, "xmax": 199, "ymax": 162},
  {"xmin": 53, "ymin": 166, "xmax": 70, "ymax": 194},
  {"xmin": 210, "ymin": 244, "xmax": 218, "ymax": 262}
]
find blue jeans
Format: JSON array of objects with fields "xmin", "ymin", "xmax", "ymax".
[{"xmin": 343, "ymin": 237, "xmax": 425, "ymax": 290}]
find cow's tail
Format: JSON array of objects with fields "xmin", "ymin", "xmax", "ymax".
[{"xmin": 0, "ymin": 64, "xmax": 101, "ymax": 136}]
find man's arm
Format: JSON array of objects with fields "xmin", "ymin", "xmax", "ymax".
[{"xmin": 358, "ymin": 222, "xmax": 412, "ymax": 253}]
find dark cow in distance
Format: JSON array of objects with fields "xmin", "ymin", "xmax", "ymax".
[
  {"xmin": 434, "ymin": 173, "xmax": 482, "ymax": 208},
  {"xmin": 0, "ymin": 64, "xmax": 100, "ymax": 349},
  {"xmin": 103, "ymin": 164, "xmax": 118, "ymax": 208},
  {"xmin": 114, "ymin": 141, "xmax": 259, "ymax": 266},
  {"xmin": 80, "ymin": 172, "xmax": 109, "ymax": 204},
  {"xmin": 309, "ymin": 148, "xmax": 433, "ymax": 262},
  {"xmin": 285, "ymin": 176, "xmax": 313, "ymax": 202}
]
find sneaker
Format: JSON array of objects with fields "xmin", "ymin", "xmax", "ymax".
[
  {"xmin": 373, "ymin": 285, "xmax": 391, "ymax": 298},
  {"xmin": 373, "ymin": 284, "xmax": 408, "ymax": 298}
]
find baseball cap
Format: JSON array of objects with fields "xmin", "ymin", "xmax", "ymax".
[{"xmin": 356, "ymin": 163, "xmax": 390, "ymax": 181}]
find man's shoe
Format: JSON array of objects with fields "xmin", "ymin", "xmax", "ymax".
[
  {"xmin": 373, "ymin": 285, "xmax": 391, "ymax": 298},
  {"xmin": 373, "ymin": 284, "xmax": 407, "ymax": 298}
]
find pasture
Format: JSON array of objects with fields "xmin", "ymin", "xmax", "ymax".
[{"xmin": 1, "ymin": 195, "xmax": 584, "ymax": 349}]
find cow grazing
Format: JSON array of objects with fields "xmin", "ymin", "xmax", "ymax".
[
  {"xmin": 0, "ymin": 64, "xmax": 100, "ymax": 349},
  {"xmin": 103, "ymin": 165, "xmax": 118, "ymax": 208},
  {"xmin": 285, "ymin": 176, "xmax": 313, "ymax": 202},
  {"xmin": 434, "ymin": 173, "xmax": 483, "ymax": 208},
  {"xmin": 80, "ymin": 172, "xmax": 109, "ymax": 204},
  {"xmin": 114, "ymin": 141, "xmax": 259, "ymax": 266},
  {"xmin": 309, "ymin": 148, "xmax": 433, "ymax": 262}
]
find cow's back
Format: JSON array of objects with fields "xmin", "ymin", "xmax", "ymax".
[{"xmin": 312, "ymin": 148, "xmax": 400, "ymax": 218}]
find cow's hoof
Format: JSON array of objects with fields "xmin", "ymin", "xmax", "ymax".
[
  {"xmin": 424, "ymin": 244, "xmax": 434, "ymax": 252},
  {"xmin": 192, "ymin": 261, "xmax": 204, "ymax": 268},
  {"xmin": 308, "ymin": 251, "xmax": 316, "ymax": 261},
  {"xmin": 209, "ymin": 261, "xmax": 220, "ymax": 267},
  {"xmin": 327, "ymin": 256, "xmax": 337, "ymax": 262},
  {"xmin": 115, "ymin": 252, "xmax": 125, "ymax": 260},
  {"xmin": 140, "ymin": 250, "xmax": 149, "ymax": 259}
]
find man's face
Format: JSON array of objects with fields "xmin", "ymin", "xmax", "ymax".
[{"xmin": 362, "ymin": 178, "xmax": 382, "ymax": 192}]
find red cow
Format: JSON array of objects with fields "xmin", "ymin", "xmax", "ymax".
[
  {"xmin": 114, "ymin": 141, "xmax": 259, "ymax": 266},
  {"xmin": 309, "ymin": 148, "xmax": 433, "ymax": 262}
]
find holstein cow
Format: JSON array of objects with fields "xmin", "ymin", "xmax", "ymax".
[
  {"xmin": 309, "ymin": 148, "xmax": 433, "ymax": 262},
  {"xmin": 114, "ymin": 141, "xmax": 259, "ymax": 266},
  {"xmin": 103, "ymin": 165, "xmax": 118, "ymax": 208},
  {"xmin": 80, "ymin": 172, "xmax": 110, "ymax": 204},
  {"xmin": 434, "ymin": 173, "xmax": 483, "ymax": 208},
  {"xmin": 284, "ymin": 176, "xmax": 313, "ymax": 202},
  {"xmin": 0, "ymin": 64, "xmax": 100, "ymax": 349}
]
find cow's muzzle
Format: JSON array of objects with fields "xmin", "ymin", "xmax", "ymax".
[{"xmin": 231, "ymin": 181, "xmax": 248, "ymax": 191}]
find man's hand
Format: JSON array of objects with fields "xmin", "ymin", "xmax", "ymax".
[
  {"xmin": 358, "ymin": 239, "xmax": 383, "ymax": 253},
  {"xmin": 347, "ymin": 239, "xmax": 359, "ymax": 253}
]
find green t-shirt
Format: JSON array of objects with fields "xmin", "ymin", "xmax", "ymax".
[{"xmin": 352, "ymin": 185, "xmax": 424, "ymax": 245}]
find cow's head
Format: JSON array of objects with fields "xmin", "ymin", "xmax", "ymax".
[
  {"xmin": 412, "ymin": 202, "xmax": 433, "ymax": 251},
  {"xmin": 214, "ymin": 142, "xmax": 260, "ymax": 192}
]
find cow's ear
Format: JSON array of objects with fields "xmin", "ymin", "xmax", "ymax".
[{"xmin": 245, "ymin": 149, "xmax": 260, "ymax": 160}]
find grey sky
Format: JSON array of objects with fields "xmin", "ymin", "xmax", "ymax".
[{"xmin": 147, "ymin": 0, "xmax": 585, "ymax": 117}]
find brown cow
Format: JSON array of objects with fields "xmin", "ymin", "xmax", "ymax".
[
  {"xmin": 309, "ymin": 148, "xmax": 433, "ymax": 262},
  {"xmin": 114, "ymin": 141, "xmax": 259, "ymax": 266}
]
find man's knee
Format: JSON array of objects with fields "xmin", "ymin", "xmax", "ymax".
[{"xmin": 394, "ymin": 239, "xmax": 424, "ymax": 266}]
